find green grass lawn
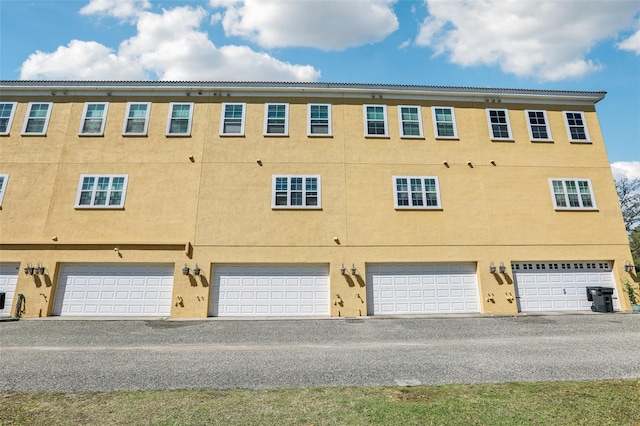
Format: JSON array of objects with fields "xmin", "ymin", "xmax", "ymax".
[{"xmin": 2, "ymin": 380, "xmax": 639, "ymax": 426}]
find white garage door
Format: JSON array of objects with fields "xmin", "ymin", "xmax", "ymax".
[
  {"xmin": 513, "ymin": 261, "xmax": 621, "ymax": 312},
  {"xmin": 53, "ymin": 264, "xmax": 174, "ymax": 316},
  {"xmin": 366, "ymin": 263, "xmax": 480, "ymax": 315},
  {"xmin": 210, "ymin": 265, "xmax": 330, "ymax": 317},
  {"xmin": 0, "ymin": 263, "xmax": 19, "ymax": 318}
]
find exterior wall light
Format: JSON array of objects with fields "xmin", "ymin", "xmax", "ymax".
[
  {"xmin": 182, "ymin": 264, "xmax": 190, "ymax": 275},
  {"xmin": 35, "ymin": 263, "xmax": 46, "ymax": 275},
  {"xmin": 193, "ymin": 264, "xmax": 201, "ymax": 276},
  {"xmin": 24, "ymin": 262, "xmax": 35, "ymax": 275},
  {"xmin": 499, "ymin": 262, "xmax": 506, "ymax": 274},
  {"xmin": 351, "ymin": 264, "xmax": 357, "ymax": 275},
  {"xmin": 489, "ymin": 262, "xmax": 496, "ymax": 274},
  {"xmin": 340, "ymin": 264, "xmax": 346, "ymax": 275},
  {"xmin": 624, "ymin": 261, "xmax": 634, "ymax": 273}
]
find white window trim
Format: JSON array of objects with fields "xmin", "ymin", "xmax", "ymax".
[
  {"xmin": 122, "ymin": 102, "xmax": 151, "ymax": 135},
  {"xmin": 165, "ymin": 102, "xmax": 194, "ymax": 136},
  {"xmin": 431, "ymin": 106, "xmax": 459, "ymax": 139},
  {"xmin": 0, "ymin": 174, "xmax": 9, "ymax": 206},
  {"xmin": 263, "ymin": 103, "xmax": 289, "ymax": 136},
  {"xmin": 486, "ymin": 108, "xmax": 513, "ymax": 141},
  {"xmin": 548, "ymin": 178, "xmax": 598, "ymax": 211},
  {"xmin": 525, "ymin": 109, "xmax": 553, "ymax": 142},
  {"xmin": 272, "ymin": 175, "xmax": 322, "ymax": 209},
  {"xmin": 75, "ymin": 174, "xmax": 129, "ymax": 209},
  {"xmin": 397, "ymin": 105, "xmax": 424, "ymax": 138},
  {"xmin": 307, "ymin": 103, "xmax": 332, "ymax": 137},
  {"xmin": 78, "ymin": 102, "xmax": 109, "ymax": 136},
  {"xmin": 21, "ymin": 102, "xmax": 53, "ymax": 135},
  {"xmin": 563, "ymin": 111, "xmax": 591, "ymax": 143},
  {"xmin": 393, "ymin": 176, "xmax": 442, "ymax": 210},
  {"xmin": 363, "ymin": 104, "xmax": 389, "ymax": 137},
  {"xmin": 0, "ymin": 102, "xmax": 18, "ymax": 135},
  {"xmin": 220, "ymin": 102, "xmax": 246, "ymax": 136}
]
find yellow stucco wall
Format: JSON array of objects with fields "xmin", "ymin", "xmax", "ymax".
[{"xmin": 0, "ymin": 86, "xmax": 635, "ymax": 318}]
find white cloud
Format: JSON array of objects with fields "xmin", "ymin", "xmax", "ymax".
[
  {"xmin": 20, "ymin": 5, "xmax": 319, "ymax": 81},
  {"xmin": 209, "ymin": 0, "xmax": 399, "ymax": 50},
  {"xmin": 611, "ymin": 162, "xmax": 640, "ymax": 181},
  {"xmin": 618, "ymin": 28, "xmax": 640, "ymax": 54},
  {"xmin": 79, "ymin": 0, "xmax": 151, "ymax": 20},
  {"xmin": 416, "ymin": 0, "xmax": 640, "ymax": 81}
]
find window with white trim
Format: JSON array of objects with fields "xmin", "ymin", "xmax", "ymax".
[
  {"xmin": 264, "ymin": 103, "xmax": 289, "ymax": 136},
  {"xmin": 525, "ymin": 110, "xmax": 552, "ymax": 141},
  {"xmin": 0, "ymin": 174, "xmax": 8, "ymax": 206},
  {"xmin": 431, "ymin": 106, "xmax": 458, "ymax": 139},
  {"xmin": 393, "ymin": 176, "xmax": 442, "ymax": 209},
  {"xmin": 364, "ymin": 105, "xmax": 388, "ymax": 137},
  {"xmin": 272, "ymin": 175, "xmax": 321, "ymax": 209},
  {"xmin": 398, "ymin": 105, "xmax": 423, "ymax": 138},
  {"xmin": 0, "ymin": 102, "xmax": 17, "ymax": 135},
  {"xmin": 220, "ymin": 103, "xmax": 246, "ymax": 136},
  {"xmin": 486, "ymin": 108, "xmax": 512, "ymax": 140},
  {"xmin": 75, "ymin": 174, "xmax": 128, "ymax": 209},
  {"xmin": 308, "ymin": 104, "xmax": 331, "ymax": 136},
  {"xmin": 563, "ymin": 111, "xmax": 590, "ymax": 142},
  {"xmin": 166, "ymin": 102, "xmax": 194, "ymax": 136},
  {"xmin": 22, "ymin": 102, "xmax": 53, "ymax": 135},
  {"xmin": 79, "ymin": 102, "xmax": 109, "ymax": 135},
  {"xmin": 549, "ymin": 178, "xmax": 597, "ymax": 210},
  {"xmin": 122, "ymin": 102, "xmax": 151, "ymax": 135}
]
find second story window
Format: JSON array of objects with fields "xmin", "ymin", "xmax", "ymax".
[
  {"xmin": 22, "ymin": 102, "xmax": 53, "ymax": 135},
  {"xmin": 364, "ymin": 105, "xmax": 388, "ymax": 137},
  {"xmin": 308, "ymin": 104, "xmax": 331, "ymax": 136},
  {"xmin": 549, "ymin": 178, "xmax": 596, "ymax": 210},
  {"xmin": 432, "ymin": 106, "xmax": 458, "ymax": 139},
  {"xmin": 123, "ymin": 102, "xmax": 151, "ymax": 135},
  {"xmin": 398, "ymin": 106, "xmax": 423, "ymax": 138},
  {"xmin": 75, "ymin": 174, "xmax": 128, "ymax": 209},
  {"xmin": 0, "ymin": 174, "xmax": 8, "ymax": 206},
  {"xmin": 79, "ymin": 102, "xmax": 109, "ymax": 135},
  {"xmin": 526, "ymin": 110, "xmax": 552, "ymax": 141},
  {"xmin": 393, "ymin": 176, "xmax": 442, "ymax": 209},
  {"xmin": 264, "ymin": 103, "xmax": 289, "ymax": 135},
  {"xmin": 564, "ymin": 111, "xmax": 590, "ymax": 142},
  {"xmin": 486, "ymin": 108, "xmax": 512, "ymax": 140},
  {"xmin": 272, "ymin": 175, "xmax": 321, "ymax": 209},
  {"xmin": 220, "ymin": 103, "xmax": 246, "ymax": 136},
  {"xmin": 166, "ymin": 102, "xmax": 193, "ymax": 136},
  {"xmin": 0, "ymin": 102, "xmax": 17, "ymax": 135}
]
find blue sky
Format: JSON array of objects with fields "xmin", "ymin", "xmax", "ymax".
[{"xmin": 1, "ymin": 0, "xmax": 639, "ymax": 178}]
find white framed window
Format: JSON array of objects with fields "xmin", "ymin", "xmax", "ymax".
[
  {"xmin": 264, "ymin": 103, "xmax": 289, "ymax": 136},
  {"xmin": 486, "ymin": 108, "xmax": 513, "ymax": 140},
  {"xmin": 166, "ymin": 102, "xmax": 194, "ymax": 136},
  {"xmin": 0, "ymin": 174, "xmax": 9, "ymax": 206},
  {"xmin": 75, "ymin": 174, "xmax": 128, "ymax": 209},
  {"xmin": 220, "ymin": 103, "xmax": 246, "ymax": 136},
  {"xmin": 525, "ymin": 110, "xmax": 552, "ymax": 141},
  {"xmin": 431, "ymin": 106, "xmax": 458, "ymax": 139},
  {"xmin": 398, "ymin": 105, "xmax": 423, "ymax": 138},
  {"xmin": 393, "ymin": 176, "xmax": 442, "ymax": 209},
  {"xmin": 563, "ymin": 111, "xmax": 591, "ymax": 142},
  {"xmin": 549, "ymin": 178, "xmax": 597, "ymax": 210},
  {"xmin": 79, "ymin": 102, "xmax": 109, "ymax": 135},
  {"xmin": 122, "ymin": 102, "xmax": 151, "ymax": 135},
  {"xmin": 308, "ymin": 104, "xmax": 332, "ymax": 136},
  {"xmin": 363, "ymin": 105, "xmax": 388, "ymax": 137},
  {"xmin": 272, "ymin": 175, "xmax": 321, "ymax": 209},
  {"xmin": 21, "ymin": 102, "xmax": 53, "ymax": 135},
  {"xmin": 0, "ymin": 102, "xmax": 17, "ymax": 135}
]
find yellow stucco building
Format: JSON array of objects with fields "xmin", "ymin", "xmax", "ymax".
[{"xmin": 0, "ymin": 81, "xmax": 635, "ymax": 319}]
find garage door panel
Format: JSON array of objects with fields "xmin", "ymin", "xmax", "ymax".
[
  {"xmin": 53, "ymin": 264, "xmax": 173, "ymax": 316},
  {"xmin": 367, "ymin": 263, "xmax": 479, "ymax": 315},
  {"xmin": 513, "ymin": 261, "xmax": 620, "ymax": 312}
]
